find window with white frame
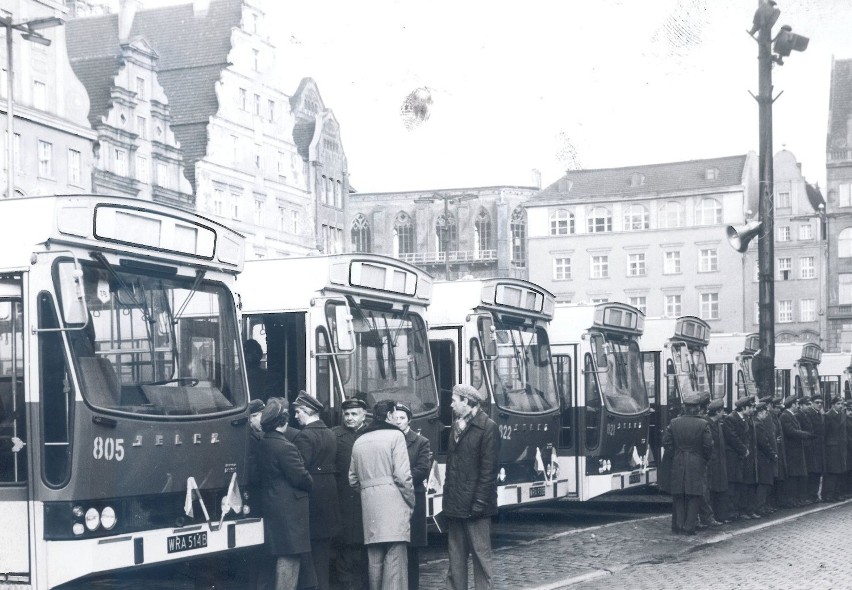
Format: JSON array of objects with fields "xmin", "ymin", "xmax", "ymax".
[
  {"xmin": 114, "ymin": 148, "xmax": 127, "ymax": 176},
  {"xmin": 700, "ymin": 292, "xmax": 720, "ymax": 320},
  {"xmin": 695, "ymin": 198, "xmax": 722, "ymax": 225},
  {"xmin": 37, "ymin": 140, "xmax": 52, "ymax": 177},
  {"xmin": 628, "ymin": 296, "xmax": 647, "ymax": 314},
  {"xmin": 698, "ymin": 248, "xmax": 718, "ymax": 272},
  {"xmin": 799, "ymin": 224, "xmax": 814, "ymax": 240},
  {"xmin": 591, "ymin": 298, "xmax": 609, "ymax": 304},
  {"xmin": 778, "ymin": 300, "xmax": 793, "ymax": 323},
  {"xmin": 213, "ymin": 187, "xmax": 224, "ymax": 215},
  {"xmin": 136, "ymin": 76, "xmax": 146, "ymax": 100},
  {"xmin": 156, "ymin": 161, "xmax": 169, "ymax": 189},
  {"xmin": 841, "ymin": 274, "xmax": 852, "ymax": 305},
  {"xmin": 777, "ymin": 226, "xmax": 791, "ymax": 242},
  {"xmin": 663, "ymin": 250, "xmax": 681, "ymax": 274},
  {"xmin": 254, "ymin": 94, "xmax": 261, "ymax": 116},
  {"xmin": 254, "ymin": 199, "xmax": 263, "ymax": 224},
  {"xmin": 840, "ymin": 183, "xmax": 852, "ymax": 208},
  {"xmin": 252, "ymin": 49, "xmax": 260, "ymax": 72},
  {"xmin": 777, "ymin": 257, "xmax": 792, "ymax": 280},
  {"xmin": 800, "ymin": 299, "xmax": 816, "ymax": 322},
  {"xmin": 549, "ymin": 209, "xmax": 574, "ymax": 235},
  {"xmin": 800, "ymin": 256, "xmax": 815, "ymax": 279},
  {"xmin": 628, "ymin": 253, "xmax": 646, "ymax": 276},
  {"xmin": 587, "ymin": 207, "xmax": 612, "ymax": 233},
  {"xmin": 664, "ymin": 294, "xmax": 682, "ymax": 317},
  {"xmin": 230, "ymin": 190, "xmax": 241, "ymax": 219},
  {"xmin": 777, "ymin": 191, "xmax": 791, "ymax": 208},
  {"xmin": 136, "ymin": 115, "xmax": 146, "ymax": 139},
  {"xmin": 239, "ymin": 88, "xmax": 248, "ymax": 110},
  {"xmin": 135, "ymin": 155, "xmax": 148, "ymax": 183},
  {"xmin": 623, "ymin": 204, "xmax": 649, "ymax": 231},
  {"xmin": 553, "ymin": 257, "xmax": 571, "ymax": 280},
  {"xmin": 840, "ymin": 228, "xmax": 852, "ymax": 258},
  {"xmin": 33, "ymin": 80, "xmax": 46, "ymax": 110},
  {"xmin": 395, "ymin": 212, "xmax": 415, "ymax": 256},
  {"xmin": 278, "ymin": 207, "xmax": 286, "ymax": 232},
  {"xmin": 335, "ymin": 180, "xmax": 343, "ymax": 208},
  {"xmin": 658, "ymin": 201, "xmax": 684, "ymax": 228},
  {"xmin": 590, "ymin": 255, "xmax": 609, "ymax": 278},
  {"xmin": 67, "ymin": 149, "xmax": 81, "ymax": 185}
]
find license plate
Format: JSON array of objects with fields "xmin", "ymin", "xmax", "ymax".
[
  {"xmin": 629, "ymin": 473, "xmax": 641, "ymax": 484},
  {"xmin": 166, "ymin": 531, "xmax": 208, "ymax": 554},
  {"xmin": 530, "ymin": 485, "xmax": 546, "ymax": 498}
]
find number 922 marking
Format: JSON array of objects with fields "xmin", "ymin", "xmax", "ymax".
[{"xmin": 93, "ymin": 437, "xmax": 125, "ymax": 461}]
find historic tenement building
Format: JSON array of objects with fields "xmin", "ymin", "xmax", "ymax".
[
  {"xmin": 524, "ymin": 154, "xmax": 758, "ymax": 333},
  {"xmin": 66, "ymin": 0, "xmax": 349, "ymax": 259},
  {"xmin": 348, "ymin": 185, "xmax": 539, "ymax": 281},
  {"xmin": 1, "ymin": 0, "xmax": 96, "ymax": 198},
  {"xmin": 826, "ymin": 57, "xmax": 852, "ymax": 352}
]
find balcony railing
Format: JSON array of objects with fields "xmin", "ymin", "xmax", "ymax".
[
  {"xmin": 397, "ymin": 249, "xmax": 497, "ymax": 264},
  {"xmin": 828, "ymin": 305, "xmax": 852, "ymax": 319},
  {"xmin": 829, "ymin": 149, "xmax": 852, "ymax": 163}
]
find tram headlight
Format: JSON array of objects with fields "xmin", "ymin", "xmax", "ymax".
[
  {"xmin": 72, "ymin": 505, "xmax": 84, "ymax": 519},
  {"xmin": 72, "ymin": 523, "xmax": 85, "ymax": 536},
  {"xmin": 100, "ymin": 506, "xmax": 117, "ymax": 530},
  {"xmin": 84, "ymin": 507, "xmax": 100, "ymax": 531},
  {"xmin": 242, "ymin": 504, "xmax": 251, "ymax": 516}
]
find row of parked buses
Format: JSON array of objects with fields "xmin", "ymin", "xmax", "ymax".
[{"xmin": 15, "ymin": 193, "xmax": 847, "ymax": 587}]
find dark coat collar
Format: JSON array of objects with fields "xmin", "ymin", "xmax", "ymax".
[
  {"xmin": 302, "ymin": 419, "xmax": 328, "ymax": 430},
  {"xmin": 362, "ymin": 419, "xmax": 401, "ymax": 436}
]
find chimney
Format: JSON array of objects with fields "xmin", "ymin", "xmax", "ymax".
[
  {"xmin": 118, "ymin": 0, "xmax": 141, "ymax": 43},
  {"xmin": 531, "ymin": 168, "xmax": 541, "ymax": 189},
  {"xmin": 194, "ymin": 0, "xmax": 211, "ymax": 17}
]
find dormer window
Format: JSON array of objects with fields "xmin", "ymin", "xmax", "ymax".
[
  {"xmin": 630, "ymin": 173, "xmax": 645, "ymax": 187},
  {"xmin": 705, "ymin": 167, "xmax": 720, "ymax": 180}
]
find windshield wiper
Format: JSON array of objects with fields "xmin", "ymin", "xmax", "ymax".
[
  {"xmin": 173, "ymin": 270, "xmax": 206, "ymax": 323},
  {"xmin": 383, "ymin": 315, "xmax": 397, "ymax": 380},
  {"xmin": 90, "ymin": 252, "xmax": 150, "ymax": 322}
]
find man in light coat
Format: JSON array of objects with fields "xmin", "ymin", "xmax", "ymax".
[{"xmin": 349, "ymin": 399, "xmax": 415, "ymax": 590}]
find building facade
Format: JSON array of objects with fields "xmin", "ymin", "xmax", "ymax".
[
  {"xmin": 825, "ymin": 57, "xmax": 852, "ymax": 352},
  {"xmin": 65, "ymin": 0, "xmax": 349, "ymax": 259},
  {"xmin": 348, "ymin": 185, "xmax": 539, "ymax": 281},
  {"xmin": 742, "ymin": 149, "xmax": 824, "ymax": 344},
  {"xmin": 1, "ymin": 0, "xmax": 96, "ymax": 198},
  {"xmin": 524, "ymin": 154, "xmax": 758, "ymax": 333}
]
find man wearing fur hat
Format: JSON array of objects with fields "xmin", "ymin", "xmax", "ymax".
[{"xmin": 443, "ymin": 384, "xmax": 500, "ymax": 590}]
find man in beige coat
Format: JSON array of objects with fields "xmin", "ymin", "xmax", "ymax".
[{"xmin": 349, "ymin": 399, "xmax": 415, "ymax": 590}]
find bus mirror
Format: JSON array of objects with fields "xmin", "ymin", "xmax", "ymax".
[
  {"xmin": 58, "ymin": 263, "xmax": 89, "ymax": 325},
  {"xmin": 334, "ymin": 305, "xmax": 356, "ymax": 352},
  {"xmin": 478, "ymin": 317, "xmax": 497, "ymax": 357}
]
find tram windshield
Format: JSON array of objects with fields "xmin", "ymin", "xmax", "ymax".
[
  {"xmin": 332, "ymin": 302, "xmax": 436, "ymax": 416},
  {"xmin": 490, "ymin": 318, "xmax": 558, "ymax": 413},
  {"xmin": 798, "ymin": 362, "xmax": 821, "ymax": 397},
  {"xmin": 589, "ymin": 333, "xmax": 649, "ymax": 415},
  {"xmin": 671, "ymin": 342, "xmax": 710, "ymax": 402},
  {"xmin": 60, "ymin": 261, "xmax": 245, "ymax": 416},
  {"xmin": 738, "ymin": 355, "xmax": 758, "ymax": 398}
]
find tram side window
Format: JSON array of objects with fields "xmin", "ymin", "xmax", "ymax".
[
  {"xmin": 553, "ymin": 354, "xmax": 573, "ymax": 449},
  {"xmin": 0, "ymin": 298, "xmax": 26, "ymax": 484},
  {"xmin": 469, "ymin": 339, "xmax": 490, "ymax": 414},
  {"xmin": 584, "ymin": 353, "xmax": 602, "ymax": 450},
  {"xmin": 38, "ymin": 293, "xmax": 73, "ymax": 487},
  {"xmin": 315, "ymin": 328, "xmax": 342, "ymax": 425}
]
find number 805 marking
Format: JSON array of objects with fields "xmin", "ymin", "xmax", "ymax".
[{"xmin": 93, "ymin": 437, "xmax": 125, "ymax": 461}]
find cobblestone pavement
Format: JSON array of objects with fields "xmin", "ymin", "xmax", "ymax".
[{"xmin": 418, "ymin": 498, "xmax": 852, "ymax": 589}]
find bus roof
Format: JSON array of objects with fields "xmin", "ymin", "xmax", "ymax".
[
  {"xmin": 429, "ymin": 278, "xmax": 555, "ymax": 324},
  {"xmin": 642, "ymin": 316, "xmax": 711, "ymax": 350},
  {"xmin": 237, "ymin": 254, "xmax": 433, "ymax": 313},
  {"xmin": 820, "ymin": 352, "xmax": 852, "ymax": 377},
  {"xmin": 775, "ymin": 342, "xmax": 823, "ymax": 369},
  {"xmin": 0, "ymin": 194, "xmax": 244, "ymax": 272},
  {"xmin": 550, "ymin": 301, "xmax": 645, "ymax": 343},
  {"xmin": 705, "ymin": 333, "xmax": 759, "ymax": 365}
]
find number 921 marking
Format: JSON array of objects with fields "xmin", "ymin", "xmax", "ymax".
[{"xmin": 93, "ymin": 437, "xmax": 125, "ymax": 461}]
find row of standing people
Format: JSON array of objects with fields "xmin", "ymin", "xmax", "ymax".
[
  {"xmin": 662, "ymin": 392, "xmax": 852, "ymax": 535},
  {"xmin": 250, "ymin": 383, "xmax": 500, "ymax": 590}
]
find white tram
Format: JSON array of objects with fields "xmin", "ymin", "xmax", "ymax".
[
  {"xmin": 0, "ymin": 195, "xmax": 262, "ymax": 588},
  {"xmin": 236, "ymin": 255, "xmax": 440, "ymax": 441},
  {"xmin": 641, "ymin": 316, "xmax": 714, "ymax": 466},
  {"xmin": 774, "ymin": 342, "xmax": 823, "ymax": 402},
  {"xmin": 428, "ymin": 279, "xmax": 560, "ymax": 513},
  {"xmin": 704, "ymin": 333, "xmax": 760, "ymax": 407},
  {"xmin": 819, "ymin": 352, "xmax": 852, "ymax": 400},
  {"xmin": 549, "ymin": 302, "xmax": 654, "ymax": 501}
]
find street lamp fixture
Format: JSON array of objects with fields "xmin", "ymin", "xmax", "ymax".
[{"xmin": 0, "ymin": 14, "xmax": 65, "ymax": 199}]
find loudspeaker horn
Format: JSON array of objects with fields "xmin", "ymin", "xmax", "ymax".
[{"xmin": 726, "ymin": 220, "xmax": 762, "ymax": 253}]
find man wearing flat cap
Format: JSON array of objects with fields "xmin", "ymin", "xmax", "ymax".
[
  {"xmin": 803, "ymin": 396, "xmax": 826, "ymax": 503},
  {"xmin": 443, "ymin": 384, "xmax": 500, "ymax": 590},
  {"xmin": 293, "ymin": 392, "xmax": 341, "ymax": 590},
  {"xmin": 705, "ymin": 399, "xmax": 729, "ymax": 522},
  {"xmin": 780, "ymin": 395, "xmax": 813, "ymax": 507},
  {"xmin": 753, "ymin": 401, "xmax": 778, "ymax": 515},
  {"xmin": 331, "ymin": 398, "xmax": 369, "ymax": 590},
  {"xmin": 723, "ymin": 396, "xmax": 754, "ymax": 520},
  {"xmin": 822, "ymin": 396, "xmax": 847, "ymax": 502}
]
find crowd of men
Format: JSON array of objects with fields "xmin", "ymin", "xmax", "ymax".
[
  {"xmin": 247, "ymin": 382, "xmax": 500, "ymax": 590},
  {"xmin": 661, "ymin": 392, "xmax": 852, "ymax": 535}
]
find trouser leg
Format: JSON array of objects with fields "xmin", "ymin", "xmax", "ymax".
[
  {"xmin": 465, "ymin": 517, "xmax": 494, "ymax": 590},
  {"xmin": 445, "ymin": 518, "xmax": 469, "ymax": 590},
  {"xmin": 275, "ymin": 555, "xmax": 301, "ymax": 590},
  {"xmin": 380, "ymin": 542, "xmax": 407, "ymax": 590},
  {"xmin": 683, "ymin": 495, "xmax": 701, "ymax": 533},
  {"xmin": 407, "ymin": 545, "xmax": 420, "ymax": 590},
  {"xmin": 367, "ymin": 544, "xmax": 386, "ymax": 590},
  {"xmin": 672, "ymin": 495, "xmax": 686, "ymax": 531}
]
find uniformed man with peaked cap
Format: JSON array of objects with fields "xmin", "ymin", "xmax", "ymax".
[
  {"xmin": 823, "ymin": 396, "xmax": 847, "ymax": 502},
  {"xmin": 780, "ymin": 395, "xmax": 814, "ymax": 507}
]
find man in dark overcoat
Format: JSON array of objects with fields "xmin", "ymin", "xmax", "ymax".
[
  {"xmin": 722, "ymin": 396, "xmax": 753, "ymax": 519},
  {"xmin": 794, "ymin": 396, "xmax": 816, "ymax": 503},
  {"xmin": 706, "ymin": 399, "xmax": 729, "ymax": 522},
  {"xmin": 697, "ymin": 400, "xmax": 722, "ymax": 528},
  {"xmin": 331, "ymin": 398, "xmax": 369, "ymax": 590},
  {"xmin": 443, "ymin": 384, "xmax": 500, "ymax": 590},
  {"xmin": 845, "ymin": 402, "xmax": 852, "ymax": 497},
  {"xmin": 753, "ymin": 402, "xmax": 778, "ymax": 515},
  {"xmin": 662, "ymin": 401, "xmax": 713, "ymax": 535},
  {"xmin": 781, "ymin": 396, "xmax": 813, "ymax": 507},
  {"xmin": 258, "ymin": 397, "xmax": 313, "ymax": 590},
  {"xmin": 394, "ymin": 403, "xmax": 432, "ymax": 590},
  {"xmin": 822, "ymin": 396, "xmax": 847, "ymax": 502},
  {"xmin": 769, "ymin": 397, "xmax": 787, "ymax": 510},
  {"xmin": 293, "ymin": 392, "xmax": 342, "ymax": 590},
  {"xmin": 803, "ymin": 396, "xmax": 826, "ymax": 502}
]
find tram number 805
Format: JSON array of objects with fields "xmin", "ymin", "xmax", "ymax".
[{"xmin": 93, "ymin": 437, "xmax": 126, "ymax": 461}]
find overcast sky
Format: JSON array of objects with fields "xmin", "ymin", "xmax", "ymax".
[{"xmin": 140, "ymin": 0, "xmax": 852, "ymax": 193}]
